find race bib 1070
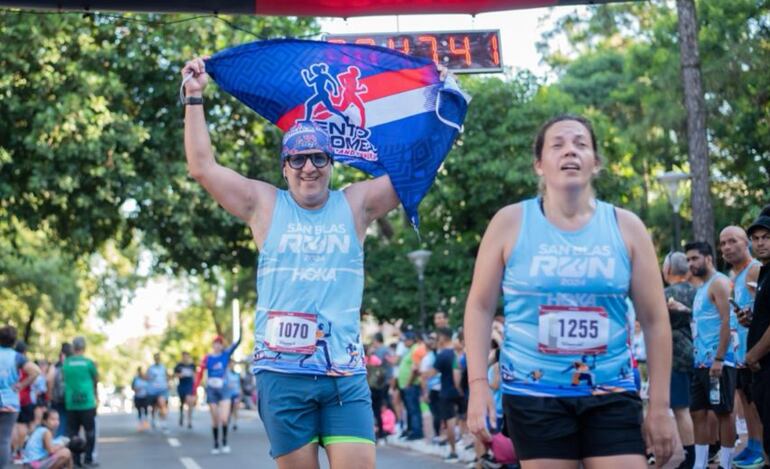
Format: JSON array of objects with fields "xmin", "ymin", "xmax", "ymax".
[
  {"xmin": 264, "ymin": 311, "xmax": 318, "ymax": 354},
  {"xmin": 538, "ymin": 305, "xmax": 609, "ymax": 355}
]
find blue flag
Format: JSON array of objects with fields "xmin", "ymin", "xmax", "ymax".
[{"xmin": 205, "ymin": 38, "xmax": 470, "ymax": 228}]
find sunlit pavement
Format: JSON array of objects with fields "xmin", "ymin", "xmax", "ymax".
[
  {"xmin": 85, "ymin": 407, "xmax": 459, "ymax": 468},
  {"xmin": 47, "ymin": 405, "xmax": 747, "ymax": 468}
]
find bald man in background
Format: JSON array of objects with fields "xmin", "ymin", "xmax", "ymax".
[{"xmin": 719, "ymin": 225, "xmax": 764, "ymax": 467}]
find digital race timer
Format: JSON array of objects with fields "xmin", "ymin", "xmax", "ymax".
[{"xmin": 324, "ymin": 30, "xmax": 503, "ymax": 74}]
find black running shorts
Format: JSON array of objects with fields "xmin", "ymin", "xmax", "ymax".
[
  {"xmin": 503, "ymin": 392, "xmax": 645, "ymax": 460},
  {"xmin": 689, "ymin": 366, "xmax": 737, "ymax": 414}
]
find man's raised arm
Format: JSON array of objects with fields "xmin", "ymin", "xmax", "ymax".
[{"xmin": 182, "ymin": 57, "xmax": 275, "ymax": 227}]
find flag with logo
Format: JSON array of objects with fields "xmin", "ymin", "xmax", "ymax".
[{"xmin": 204, "ymin": 38, "xmax": 470, "ymax": 228}]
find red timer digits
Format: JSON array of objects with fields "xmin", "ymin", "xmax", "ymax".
[{"xmin": 325, "ymin": 30, "xmax": 503, "ymax": 74}]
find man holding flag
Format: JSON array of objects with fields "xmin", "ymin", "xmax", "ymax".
[{"xmin": 181, "ymin": 42, "xmax": 465, "ymax": 468}]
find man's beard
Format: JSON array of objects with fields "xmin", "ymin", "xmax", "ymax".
[{"xmin": 693, "ymin": 266, "xmax": 708, "ymax": 277}]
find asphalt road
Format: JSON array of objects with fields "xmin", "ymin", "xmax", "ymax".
[
  {"xmin": 17, "ymin": 405, "xmax": 719, "ymax": 468},
  {"xmin": 88, "ymin": 408, "xmax": 459, "ymax": 469}
]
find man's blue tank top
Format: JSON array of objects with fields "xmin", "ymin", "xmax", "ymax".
[
  {"xmin": 500, "ymin": 197, "xmax": 635, "ymax": 397},
  {"xmin": 0, "ymin": 347, "xmax": 20, "ymax": 411},
  {"xmin": 252, "ymin": 189, "xmax": 365, "ymax": 376},
  {"xmin": 693, "ymin": 271, "xmax": 734, "ymax": 367},
  {"xmin": 732, "ymin": 260, "xmax": 759, "ymax": 367},
  {"xmin": 147, "ymin": 364, "xmax": 168, "ymax": 392}
]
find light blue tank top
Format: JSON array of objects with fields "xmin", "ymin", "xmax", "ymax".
[
  {"xmin": 22, "ymin": 426, "xmax": 49, "ymax": 463},
  {"xmin": 732, "ymin": 260, "xmax": 759, "ymax": 366},
  {"xmin": 252, "ymin": 190, "xmax": 365, "ymax": 376},
  {"xmin": 0, "ymin": 347, "xmax": 20, "ymax": 411},
  {"xmin": 147, "ymin": 364, "xmax": 168, "ymax": 392},
  {"xmin": 500, "ymin": 198, "xmax": 635, "ymax": 397},
  {"xmin": 693, "ymin": 272, "xmax": 734, "ymax": 367},
  {"xmin": 227, "ymin": 370, "xmax": 241, "ymax": 397},
  {"xmin": 132, "ymin": 377, "xmax": 148, "ymax": 398}
]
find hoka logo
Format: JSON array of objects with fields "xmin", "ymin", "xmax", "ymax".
[{"xmin": 291, "ymin": 268, "xmax": 337, "ymax": 282}]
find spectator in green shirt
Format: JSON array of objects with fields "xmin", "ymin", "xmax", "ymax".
[
  {"xmin": 397, "ymin": 331, "xmax": 426, "ymax": 441},
  {"xmin": 62, "ymin": 336, "xmax": 98, "ymax": 467}
]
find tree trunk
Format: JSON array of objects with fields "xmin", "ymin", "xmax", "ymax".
[
  {"xmin": 23, "ymin": 307, "xmax": 36, "ymax": 344},
  {"xmin": 676, "ymin": 0, "xmax": 715, "ymax": 246},
  {"xmin": 203, "ymin": 293, "xmax": 223, "ymax": 337}
]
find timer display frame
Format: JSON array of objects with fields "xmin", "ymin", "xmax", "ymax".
[{"xmin": 324, "ymin": 29, "xmax": 503, "ymax": 74}]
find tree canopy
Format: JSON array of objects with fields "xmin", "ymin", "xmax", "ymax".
[{"xmin": 1, "ymin": 1, "xmax": 768, "ymax": 384}]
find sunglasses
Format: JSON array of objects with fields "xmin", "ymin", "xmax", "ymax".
[{"xmin": 285, "ymin": 152, "xmax": 331, "ymax": 170}]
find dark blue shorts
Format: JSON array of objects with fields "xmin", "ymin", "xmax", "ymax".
[
  {"xmin": 670, "ymin": 370, "xmax": 691, "ymax": 409},
  {"xmin": 149, "ymin": 390, "xmax": 169, "ymax": 403},
  {"xmin": 206, "ymin": 386, "xmax": 228, "ymax": 404},
  {"xmin": 177, "ymin": 384, "xmax": 193, "ymax": 399},
  {"xmin": 256, "ymin": 371, "xmax": 375, "ymax": 458}
]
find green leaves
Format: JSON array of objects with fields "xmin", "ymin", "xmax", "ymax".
[{"xmin": 0, "ymin": 11, "xmax": 318, "ymax": 345}]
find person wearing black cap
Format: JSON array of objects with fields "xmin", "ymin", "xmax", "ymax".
[{"xmin": 739, "ymin": 204, "xmax": 770, "ymax": 462}]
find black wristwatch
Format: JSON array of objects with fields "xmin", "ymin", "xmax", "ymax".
[{"xmin": 184, "ymin": 96, "xmax": 204, "ymax": 106}]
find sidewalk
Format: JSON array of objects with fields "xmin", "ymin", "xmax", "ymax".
[{"xmin": 380, "ymin": 410, "xmax": 703, "ymax": 468}]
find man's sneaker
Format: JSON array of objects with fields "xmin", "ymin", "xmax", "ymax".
[
  {"xmin": 221, "ymin": 445, "xmax": 231, "ymax": 454},
  {"xmin": 735, "ymin": 446, "xmax": 754, "ymax": 463},
  {"xmin": 479, "ymin": 455, "xmax": 504, "ymax": 469},
  {"xmin": 211, "ymin": 447, "xmax": 220, "ymax": 455},
  {"xmin": 444, "ymin": 453, "xmax": 459, "ymax": 463},
  {"xmin": 734, "ymin": 452, "xmax": 766, "ymax": 469}
]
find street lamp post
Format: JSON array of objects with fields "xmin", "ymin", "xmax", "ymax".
[
  {"xmin": 231, "ymin": 265, "xmax": 241, "ymax": 361},
  {"xmin": 656, "ymin": 171, "xmax": 690, "ymax": 251},
  {"xmin": 407, "ymin": 249, "xmax": 432, "ymax": 330}
]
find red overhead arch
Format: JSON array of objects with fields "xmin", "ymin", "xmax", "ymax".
[{"xmin": 0, "ymin": 0, "xmax": 639, "ymax": 16}]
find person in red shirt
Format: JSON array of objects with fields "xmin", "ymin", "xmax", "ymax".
[{"xmin": 11, "ymin": 340, "xmax": 36, "ymax": 461}]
